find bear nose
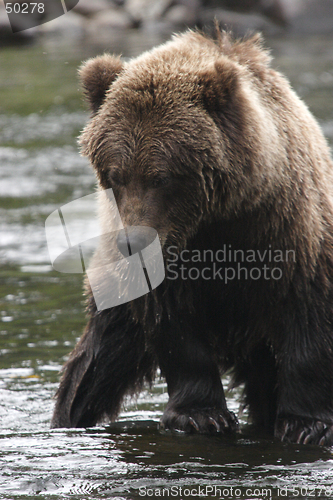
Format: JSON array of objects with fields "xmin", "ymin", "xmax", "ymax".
[{"xmin": 117, "ymin": 228, "xmax": 149, "ymax": 257}]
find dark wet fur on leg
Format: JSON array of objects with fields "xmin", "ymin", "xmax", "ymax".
[{"xmin": 51, "ymin": 303, "xmax": 155, "ymax": 428}]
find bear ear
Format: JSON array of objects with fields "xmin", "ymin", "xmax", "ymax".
[
  {"xmin": 79, "ymin": 54, "xmax": 124, "ymax": 113},
  {"xmin": 198, "ymin": 57, "xmax": 239, "ymax": 115}
]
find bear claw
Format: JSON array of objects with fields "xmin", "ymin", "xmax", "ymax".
[
  {"xmin": 160, "ymin": 407, "xmax": 239, "ymax": 435},
  {"xmin": 188, "ymin": 416, "xmax": 200, "ymax": 432},
  {"xmin": 208, "ymin": 417, "xmax": 220, "ymax": 432},
  {"xmin": 275, "ymin": 416, "xmax": 333, "ymax": 446}
]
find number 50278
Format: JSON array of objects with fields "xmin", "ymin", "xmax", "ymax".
[{"xmin": 5, "ymin": 3, "xmax": 45, "ymax": 14}]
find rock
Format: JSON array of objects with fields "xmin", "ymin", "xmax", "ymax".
[
  {"xmin": 259, "ymin": 0, "xmax": 303, "ymax": 25},
  {"xmin": 40, "ymin": 10, "xmax": 85, "ymax": 39},
  {"xmin": 200, "ymin": 8, "xmax": 282, "ymax": 36},
  {"xmin": 125, "ymin": 0, "xmax": 172, "ymax": 23},
  {"xmin": 202, "ymin": 0, "xmax": 304, "ymax": 25},
  {"xmin": 292, "ymin": 0, "xmax": 333, "ymax": 34},
  {"xmin": 88, "ymin": 8, "xmax": 133, "ymax": 32},
  {"xmin": 72, "ymin": 0, "xmax": 110, "ymax": 17},
  {"xmin": 164, "ymin": 4, "xmax": 198, "ymax": 26}
]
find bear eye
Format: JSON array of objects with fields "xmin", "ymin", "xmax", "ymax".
[
  {"xmin": 151, "ymin": 176, "xmax": 170, "ymax": 188},
  {"xmin": 109, "ymin": 170, "xmax": 124, "ymax": 186}
]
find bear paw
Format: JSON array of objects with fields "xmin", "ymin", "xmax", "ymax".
[
  {"xmin": 160, "ymin": 407, "xmax": 239, "ymax": 434},
  {"xmin": 275, "ymin": 416, "xmax": 333, "ymax": 446}
]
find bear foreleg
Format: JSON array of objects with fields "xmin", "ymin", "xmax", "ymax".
[
  {"xmin": 51, "ymin": 303, "xmax": 154, "ymax": 428},
  {"xmin": 156, "ymin": 319, "xmax": 238, "ymax": 434}
]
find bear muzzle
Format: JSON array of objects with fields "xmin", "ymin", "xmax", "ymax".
[{"xmin": 117, "ymin": 226, "xmax": 157, "ymax": 257}]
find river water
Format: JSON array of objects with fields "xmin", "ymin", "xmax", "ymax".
[{"xmin": 1, "ymin": 30, "xmax": 333, "ymax": 499}]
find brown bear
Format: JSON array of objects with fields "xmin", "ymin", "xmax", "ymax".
[{"xmin": 51, "ymin": 30, "xmax": 333, "ymax": 445}]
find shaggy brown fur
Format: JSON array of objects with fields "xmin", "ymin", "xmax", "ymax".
[{"xmin": 51, "ymin": 30, "xmax": 333, "ymax": 445}]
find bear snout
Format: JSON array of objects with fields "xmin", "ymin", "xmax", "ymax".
[{"xmin": 117, "ymin": 227, "xmax": 155, "ymax": 257}]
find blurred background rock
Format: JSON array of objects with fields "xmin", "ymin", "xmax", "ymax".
[{"xmin": 0, "ymin": 0, "xmax": 333, "ymax": 46}]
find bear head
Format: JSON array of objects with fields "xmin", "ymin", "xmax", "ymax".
[{"xmin": 79, "ymin": 32, "xmax": 274, "ymax": 253}]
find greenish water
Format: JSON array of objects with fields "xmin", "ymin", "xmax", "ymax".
[{"xmin": 1, "ymin": 32, "xmax": 333, "ymax": 499}]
